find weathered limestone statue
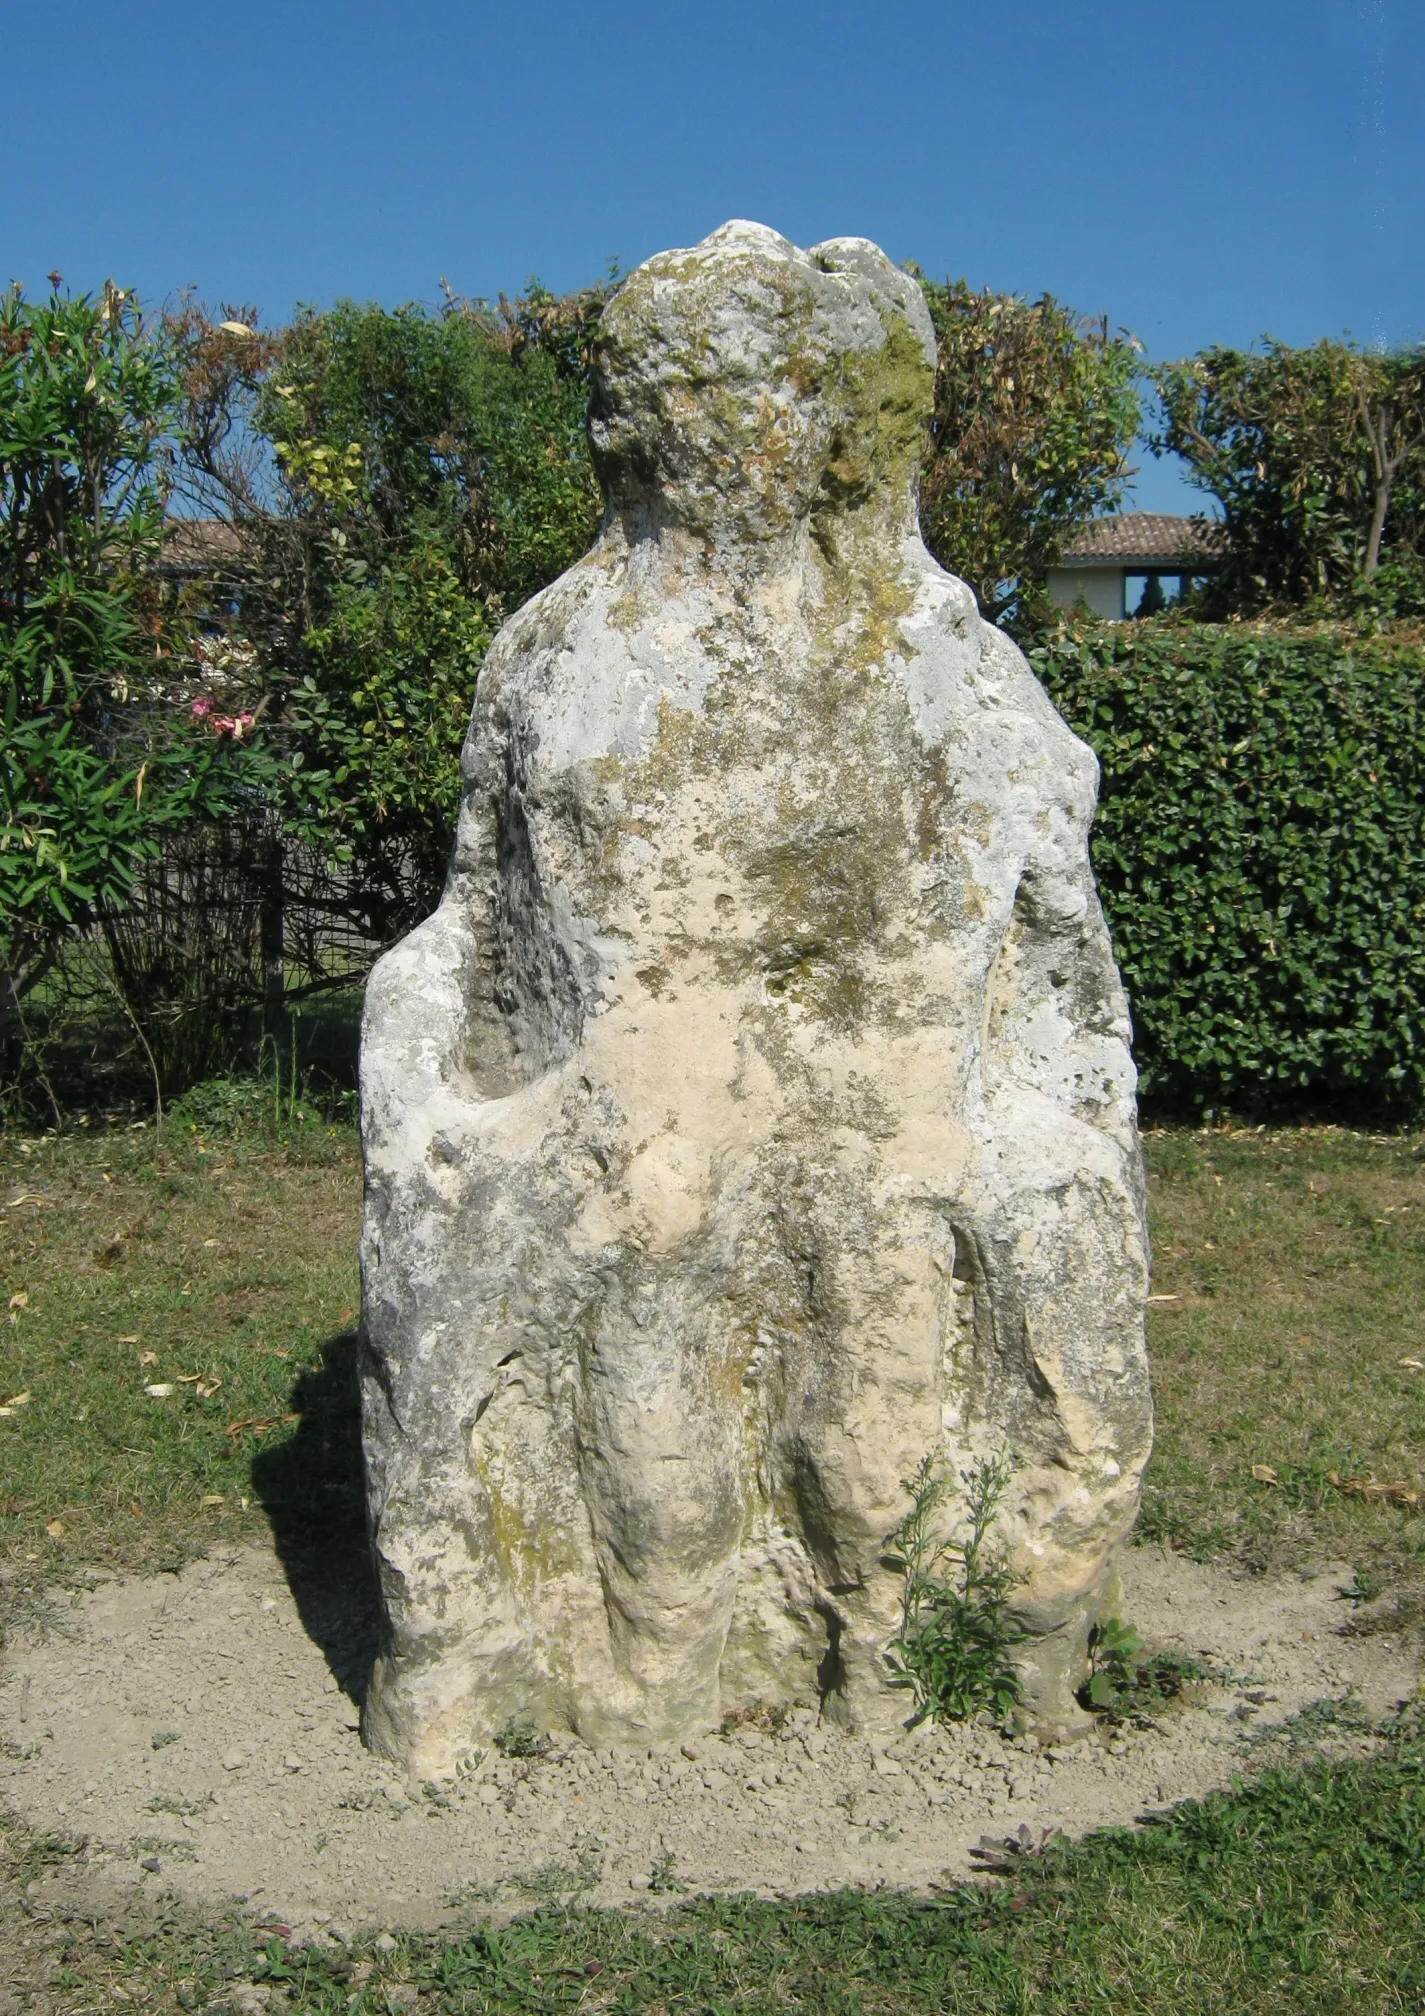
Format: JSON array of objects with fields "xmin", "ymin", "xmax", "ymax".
[{"xmin": 359, "ymin": 221, "xmax": 1152, "ymax": 1776}]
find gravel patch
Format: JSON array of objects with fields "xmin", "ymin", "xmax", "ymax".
[{"xmin": 1, "ymin": 1539, "xmax": 1416, "ymax": 1941}]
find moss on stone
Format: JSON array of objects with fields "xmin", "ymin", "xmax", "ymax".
[{"xmin": 817, "ymin": 311, "xmax": 934, "ymax": 522}]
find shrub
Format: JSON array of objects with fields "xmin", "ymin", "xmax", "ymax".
[
  {"xmin": 1151, "ymin": 338, "xmax": 1425, "ymax": 614},
  {"xmin": 288, "ymin": 547, "xmax": 491, "ymax": 926},
  {"xmin": 1032, "ymin": 618, "xmax": 1425, "ymax": 1114},
  {"xmin": 917, "ymin": 279, "xmax": 1141, "ymax": 628},
  {"xmin": 166, "ymin": 285, "xmax": 610, "ymax": 985},
  {"xmin": 0, "ymin": 280, "xmax": 264, "ymax": 1018}
]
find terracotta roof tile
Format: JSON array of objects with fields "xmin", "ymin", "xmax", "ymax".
[
  {"xmin": 160, "ymin": 517, "xmax": 249, "ymax": 572},
  {"xmin": 1057, "ymin": 513, "xmax": 1225, "ymax": 564}
]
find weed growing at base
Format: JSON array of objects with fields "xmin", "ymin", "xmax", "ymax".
[
  {"xmin": 1080, "ymin": 1616, "xmax": 1210, "ymax": 1720},
  {"xmin": 492, "ymin": 1717, "xmax": 547, "ymax": 1759},
  {"xmin": 886, "ymin": 1453, "xmax": 1025, "ymax": 1724}
]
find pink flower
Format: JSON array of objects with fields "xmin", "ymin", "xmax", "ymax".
[{"xmin": 191, "ymin": 696, "xmax": 213, "ymax": 720}]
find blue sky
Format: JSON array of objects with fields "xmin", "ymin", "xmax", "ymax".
[{"xmin": 6, "ymin": 0, "xmax": 1421, "ymax": 511}]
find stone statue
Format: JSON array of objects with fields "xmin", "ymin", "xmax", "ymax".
[{"xmin": 358, "ymin": 221, "xmax": 1152, "ymax": 1777}]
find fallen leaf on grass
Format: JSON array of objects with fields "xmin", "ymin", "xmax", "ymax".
[
  {"xmin": 1398, "ymin": 1357, "xmax": 1424, "ymax": 1370},
  {"xmin": 145, "ymin": 1383, "xmax": 174, "ymax": 1399},
  {"xmin": 1327, "ymin": 1470, "xmax": 1425, "ymax": 1510},
  {"xmin": 224, "ymin": 1414, "xmax": 299, "ymax": 1438},
  {"xmin": 0, "ymin": 1392, "xmax": 32, "ymax": 1411},
  {"xmin": 1252, "ymin": 1463, "xmax": 1279, "ymax": 1484},
  {"xmin": 3, "ymin": 1193, "xmax": 47, "ymax": 1210},
  {"xmin": 1146, "ymin": 1293, "xmax": 1181, "ymax": 1304},
  {"xmin": 201, "ymin": 1494, "xmax": 226, "ymax": 1506},
  {"xmin": 139, "ymin": 1350, "xmax": 158, "ymax": 1367},
  {"xmin": 117, "ymin": 1333, "xmax": 141, "ymax": 1345},
  {"xmin": 8, "ymin": 1291, "xmax": 28, "ymax": 1312},
  {"xmin": 45, "ymin": 1519, "xmax": 64, "ymax": 1537}
]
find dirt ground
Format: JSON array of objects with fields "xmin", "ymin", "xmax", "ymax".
[{"xmin": 1, "ymin": 1537, "xmax": 1416, "ymax": 1947}]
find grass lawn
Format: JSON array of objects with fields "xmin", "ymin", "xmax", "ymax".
[
  {"xmin": 1142, "ymin": 1125, "xmax": 1425, "ymax": 1600},
  {"xmin": 2, "ymin": 1111, "xmax": 1424, "ymax": 2012},
  {"xmin": 4, "ymin": 1729, "xmax": 1425, "ymax": 2014},
  {"xmin": 0, "ymin": 1108, "xmax": 362, "ymax": 1597}
]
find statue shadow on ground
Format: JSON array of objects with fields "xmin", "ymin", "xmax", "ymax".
[{"xmin": 248, "ymin": 1330, "xmax": 381, "ymax": 1706}]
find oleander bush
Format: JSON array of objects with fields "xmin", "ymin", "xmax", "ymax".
[{"xmin": 1033, "ymin": 617, "xmax": 1425, "ymax": 1114}]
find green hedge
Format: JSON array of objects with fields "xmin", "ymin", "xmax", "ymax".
[{"xmin": 1030, "ymin": 620, "xmax": 1425, "ymax": 1114}]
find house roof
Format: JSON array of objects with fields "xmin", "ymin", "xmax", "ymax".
[
  {"xmin": 160, "ymin": 517, "xmax": 249, "ymax": 573},
  {"xmin": 1056, "ymin": 513, "xmax": 1226, "ymax": 566}
]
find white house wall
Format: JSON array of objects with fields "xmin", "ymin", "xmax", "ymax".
[{"xmin": 1046, "ymin": 568, "xmax": 1124, "ymax": 621}]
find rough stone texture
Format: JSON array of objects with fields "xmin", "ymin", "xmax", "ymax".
[{"xmin": 358, "ymin": 220, "xmax": 1153, "ymax": 1777}]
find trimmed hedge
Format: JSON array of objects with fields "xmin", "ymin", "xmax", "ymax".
[{"xmin": 1030, "ymin": 620, "xmax": 1425, "ymax": 1114}]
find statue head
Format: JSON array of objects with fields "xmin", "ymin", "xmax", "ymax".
[{"xmin": 589, "ymin": 221, "xmax": 937, "ymax": 557}]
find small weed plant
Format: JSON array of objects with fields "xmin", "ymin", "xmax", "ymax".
[
  {"xmin": 167, "ymin": 1055, "xmax": 355, "ymax": 1140},
  {"xmin": 511, "ymin": 1839, "xmax": 605, "ymax": 1902},
  {"xmin": 885, "ymin": 1452, "xmax": 1025, "ymax": 1725},
  {"xmin": 1080, "ymin": 1617, "xmax": 1208, "ymax": 1720},
  {"xmin": 1342, "ymin": 1564, "xmax": 1382, "ymax": 1606},
  {"xmin": 492, "ymin": 1716, "xmax": 547, "ymax": 1759},
  {"xmin": 1242, "ymin": 1689, "xmax": 1375, "ymax": 1756},
  {"xmin": 718, "ymin": 1701, "xmax": 792, "ymax": 1737}
]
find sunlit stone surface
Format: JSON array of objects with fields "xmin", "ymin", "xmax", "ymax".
[{"xmin": 358, "ymin": 221, "xmax": 1152, "ymax": 1776}]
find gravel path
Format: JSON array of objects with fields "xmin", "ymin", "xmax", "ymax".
[{"xmin": 1, "ymin": 1540, "xmax": 1416, "ymax": 1943}]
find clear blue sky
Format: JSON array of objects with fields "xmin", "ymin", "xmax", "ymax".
[{"xmin": 6, "ymin": 0, "xmax": 1421, "ymax": 511}]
